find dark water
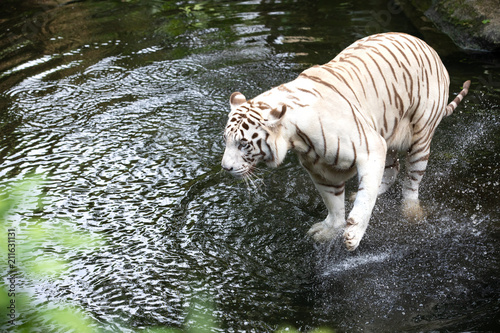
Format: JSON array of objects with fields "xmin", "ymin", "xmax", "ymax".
[{"xmin": 0, "ymin": 0, "xmax": 499, "ymax": 332}]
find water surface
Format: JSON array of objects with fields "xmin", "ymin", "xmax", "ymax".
[{"xmin": 0, "ymin": 0, "xmax": 499, "ymax": 332}]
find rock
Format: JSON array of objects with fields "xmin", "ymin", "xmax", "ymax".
[{"xmin": 397, "ymin": 0, "xmax": 500, "ymax": 52}]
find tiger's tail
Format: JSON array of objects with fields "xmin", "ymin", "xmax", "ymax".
[{"xmin": 445, "ymin": 80, "xmax": 471, "ymax": 116}]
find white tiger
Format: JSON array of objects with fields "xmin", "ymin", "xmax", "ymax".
[{"xmin": 221, "ymin": 32, "xmax": 470, "ymax": 251}]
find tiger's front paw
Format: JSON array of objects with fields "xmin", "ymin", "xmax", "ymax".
[
  {"xmin": 307, "ymin": 222, "xmax": 339, "ymax": 243},
  {"xmin": 343, "ymin": 218, "xmax": 365, "ymax": 251}
]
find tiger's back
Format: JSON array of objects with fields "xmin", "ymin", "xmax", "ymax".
[{"xmin": 297, "ymin": 32, "xmax": 451, "ymax": 152}]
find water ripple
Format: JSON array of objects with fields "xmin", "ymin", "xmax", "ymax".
[{"xmin": 0, "ymin": 0, "xmax": 498, "ymax": 332}]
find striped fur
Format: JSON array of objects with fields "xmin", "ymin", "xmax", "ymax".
[{"xmin": 221, "ymin": 32, "xmax": 470, "ymax": 251}]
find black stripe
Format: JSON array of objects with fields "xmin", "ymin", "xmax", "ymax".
[
  {"xmin": 409, "ymin": 153, "xmax": 430, "ymax": 164},
  {"xmin": 350, "ymin": 55, "xmax": 379, "ymax": 97},
  {"xmin": 299, "ymin": 73, "xmax": 337, "ymax": 91},
  {"xmin": 341, "ymin": 59, "xmax": 367, "ymax": 99},
  {"xmin": 349, "ymin": 141, "xmax": 357, "ymax": 169},
  {"xmin": 334, "ymin": 137, "xmax": 340, "ymax": 165},
  {"xmin": 297, "ymin": 87, "xmax": 319, "ymax": 97},
  {"xmin": 319, "ymin": 116, "xmax": 327, "ymax": 156},
  {"xmin": 322, "ymin": 64, "xmax": 362, "ymax": 105},
  {"xmin": 317, "ymin": 182, "xmax": 345, "ymax": 189},
  {"xmin": 392, "ymin": 39, "xmax": 412, "ymax": 66}
]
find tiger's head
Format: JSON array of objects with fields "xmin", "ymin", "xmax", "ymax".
[{"xmin": 221, "ymin": 92, "xmax": 288, "ymax": 178}]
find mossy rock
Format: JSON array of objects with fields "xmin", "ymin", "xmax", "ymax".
[{"xmin": 398, "ymin": 0, "xmax": 500, "ymax": 51}]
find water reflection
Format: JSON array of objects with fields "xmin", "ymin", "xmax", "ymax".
[{"xmin": 0, "ymin": 0, "xmax": 499, "ymax": 332}]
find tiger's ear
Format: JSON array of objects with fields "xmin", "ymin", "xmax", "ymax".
[
  {"xmin": 266, "ymin": 104, "xmax": 287, "ymax": 128},
  {"xmin": 230, "ymin": 92, "xmax": 246, "ymax": 110}
]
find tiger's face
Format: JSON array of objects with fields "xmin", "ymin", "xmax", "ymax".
[{"xmin": 221, "ymin": 92, "xmax": 287, "ymax": 178}]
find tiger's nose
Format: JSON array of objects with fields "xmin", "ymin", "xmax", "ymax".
[
  {"xmin": 221, "ymin": 164, "xmax": 233, "ymax": 172},
  {"xmin": 221, "ymin": 152, "xmax": 234, "ymax": 172}
]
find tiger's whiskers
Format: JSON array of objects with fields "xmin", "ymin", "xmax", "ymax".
[{"xmin": 243, "ymin": 170, "xmax": 265, "ymax": 195}]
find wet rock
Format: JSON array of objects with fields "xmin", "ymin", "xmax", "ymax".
[{"xmin": 398, "ymin": 0, "xmax": 500, "ymax": 52}]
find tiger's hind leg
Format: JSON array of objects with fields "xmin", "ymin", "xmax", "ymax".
[
  {"xmin": 402, "ymin": 138, "xmax": 429, "ymax": 220},
  {"xmin": 378, "ymin": 149, "xmax": 400, "ymax": 196}
]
